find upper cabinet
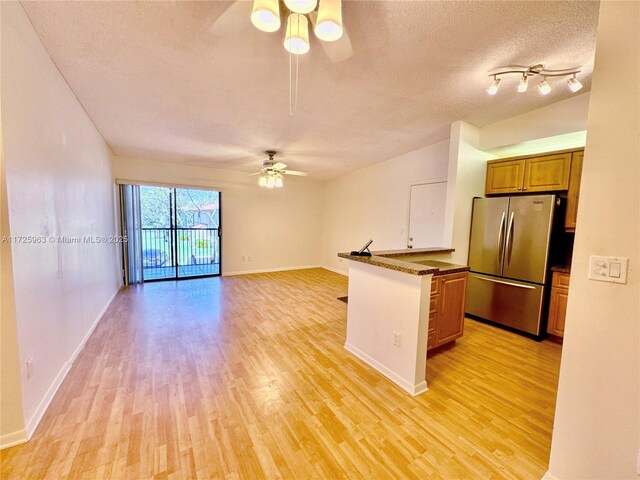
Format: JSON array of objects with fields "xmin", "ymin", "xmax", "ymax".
[
  {"xmin": 564, "ymin": 151, "xmax": 584, "ymax": 231},
  {"xmin": 485, "ymin": 158, "xmax": 526, "ymax": 194},
  {"xmin": 485, "ymin": 148, "xmax": 584, "ymax": 231},
  {"xmin": 486, "ymin": 152, "xmax": 572, "ymax": 195}
]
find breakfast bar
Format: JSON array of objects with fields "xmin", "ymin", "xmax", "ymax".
[{"xmin": 338, "ymin": 248, "xmax": 469, "ymax": 396}]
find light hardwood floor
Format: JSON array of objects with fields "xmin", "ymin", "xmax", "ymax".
[{"xmin": 1, "ymin": 268, "xmax": 561, "ymax": 479}]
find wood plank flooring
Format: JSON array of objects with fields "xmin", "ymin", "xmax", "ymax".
[{"xmin": 0, "ymin": 268, "xmax": 562, "ymax": 479}]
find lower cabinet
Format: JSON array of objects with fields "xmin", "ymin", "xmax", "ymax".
[
  {"xmin": 547, "ymin": 272, "xmax": 570, "ymax": 338},
  {"xmin": 428, "ymin": 272, "xmax": 468, "ymax": 351}
]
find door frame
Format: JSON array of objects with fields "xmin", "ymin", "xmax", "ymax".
[
  {"xmin": 119, "ymin": 181, "xmax": 223, "ymax": 282},
  {"xmin": 406, "ymin": 177, "xmax": 448, "ymax": 249}
]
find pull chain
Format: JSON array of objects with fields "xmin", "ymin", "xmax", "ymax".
[{"xmin": 288, "ymin": 15, "xmax": 299, "ymax": 116}]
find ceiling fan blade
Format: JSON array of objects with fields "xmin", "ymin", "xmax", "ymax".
[
  {"xmin": 282, "ymin": 170, "xmax": 308, "ymax": 176},
  {"xmin": 272, "ymin": 162, "xmax": 288, "ymax": 170},
  {"xmin": 248, "ymin": 172, "xmax": 261, "ymax": 176},
  {"xmin": 308, "ymin": 10, "xmax": 353, "ymax": 64},
  {"xmin": 207, "ymin": 1, "xmax": 252, "ymax": 38}
]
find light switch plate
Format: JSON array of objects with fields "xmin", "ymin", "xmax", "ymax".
[{"xmin": 588, "ymin": 256, "xmax": 629, "ymax": 284}]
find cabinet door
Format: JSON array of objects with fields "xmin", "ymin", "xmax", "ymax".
[
  {"xmin": 523, "ymin": 153, "xmax": 571, "ymax": 192},
  {"xmin": 565, "ymin": 151, "xmax": 584, "ymax": 231},
  {"xmin": 547, "ymin": 286, "xmax": 569, "ymax": 337},
  {"xmin": 486, "ymin": 159, "xmax": 525, "ymax": 195},
  {"xmin": 435, "ymin": 273, "xmax": 467, "ymax": 345}
]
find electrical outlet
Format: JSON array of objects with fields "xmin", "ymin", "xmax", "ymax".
[
  {"xmin": 26, "ymin": 359, "xmax": 33, "ymax": 379},
  {"xmin": 393, "ymin": 331, "xmax": 401, "ymax": 347}
]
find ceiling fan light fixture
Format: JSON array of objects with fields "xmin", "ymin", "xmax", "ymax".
[
  {"xmin": 284, "ymin": 13, "xmax": 310, "ymax": 55},
  {"xmin": 266, "ymin": 175, "xmax": 276, "ymax": 188},
  {"xmin": 275, "ymin": 175, "xmax": 284, "ymax": 188},
  {"xmin": 284, "ymin": 0, "xmax": 317, "ymax": 14},
  {"xmin": 258, "ymin": 175, "xmax": 268, "ymax": 187},
  {"xmin": 250, "ymin": 0, "xmax": 281, "ymax": 33},
  {"xmin": 315, "ymin": 0, "xmax": 343, "ymax": 42}
]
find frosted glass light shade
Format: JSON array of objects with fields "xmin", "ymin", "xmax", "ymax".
[
  {"xmin": 284, "ymin": 14, "xmax": 310, "ymax": 55},
  {"xmin": 266, "ymin": 176, "xmax": 276, "ymax": 188},
  {"xmin": 315, "ymin": 0, "xmax": 343, "ymax": 41},
  {"xmin": 517, "ymin": 75, "xmax": 529, "ymax": 93},
  {"xmin": 567, "ymin": 76, "xmax": 583, "ymax": 92},
  {"xmin": 258, "ymin": 175, "xmax": 268, "ymax": 187},
  {"xmin": 251, "ymin": 0, "xmax": 281, "ymax": 33},
  {"xmin": 275, "ymin": 176, "xmax": 284, "ymax": 188},
  {"xmin": 284, "ymin": 0, "xmax": 317, "ymax": 14},
  {"xmin": 538, "ymin": 79, "xmax": 551, "ymax": 95},
  {"xmin": 487, "ymin": 78, "xmax": 501, "ymax": 95}
]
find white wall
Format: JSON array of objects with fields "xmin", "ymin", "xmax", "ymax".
[
  {"xmin": 112, "ymin": 156, "xmax": 324, "ymax": 275},
  {"xmin": 547, "ymin": 2, "xmax": 640, "ymax": 478},
  {"xmin": 1, "ymin": 2, "xmax": 120, "ymax": 441},
  {"xmin": 479, "ymin": 93, "xmax": 590, "ymax": 151},
  {"xmin": 321, "ymin": 140, "xmax": 450, "ymax": 274},
  {"xmin": 440, "ymin": 121, "xmax": 495, "ymax": 265},
  {"xmin": 0, "ymin": 94, "xmax": 26, "ymax": 448}
]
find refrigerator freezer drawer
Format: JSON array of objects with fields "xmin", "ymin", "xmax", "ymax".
[{"xmin": 465, "ymin": 273, "xmax": 546, "ymax": 336}]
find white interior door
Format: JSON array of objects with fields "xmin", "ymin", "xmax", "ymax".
[{"xmin": 408, "ymin": 181, "xmax": 447, "ymax": 248}]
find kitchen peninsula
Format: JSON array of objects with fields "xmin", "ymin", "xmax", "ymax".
[{"xmin": 338, "ymin": 248, "xmax": 469, "ymax": 396}]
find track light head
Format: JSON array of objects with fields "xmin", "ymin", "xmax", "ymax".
[
  {"xmin": 567, "ymin": 75, "xmax": 583, "ymax": 93},
  {"xmin": 487, "ymin": 77, "xmax": 501, "ymax": 96},
  {"xmin": 537, "ymin": 78, "xmax": 551, "ymax": 95},
  {"xmin": 517, "ymin": 74, "xmax": 529, "ymax": 93}
]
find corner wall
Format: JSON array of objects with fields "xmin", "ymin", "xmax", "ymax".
[
  {"xmin": 320, "ymin": 140, "xmax": 450, "ymax": 274},
  {"xmin": 547, "ymin": 1, "xmax": 640, "ymax": 477},
  {"xmin": 1, "ymin": 2, "xmax": 121, "ymax": 442},
  {"xmin": 111, "ymin": 156, "xmax": 324, "ymax": 275},
  {"xmin": 0, "ymin": 87, "xmax": 26, "ymax": 448}
]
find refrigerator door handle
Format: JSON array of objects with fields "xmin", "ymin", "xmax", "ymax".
[
  {"xmin": 505, "ymin": 211, "xmax": 515, "ymax": 266},
  {"xmin": 497, "ymin": 212, "xmax": 506, "ymax": 269},
  {"xmin": 471, "ymin": 274, "xmax": 536, "ymax": 290}
]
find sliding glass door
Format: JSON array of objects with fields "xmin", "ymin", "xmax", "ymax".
[{"xmin": 135, "ymin": 185, "xmax": 220, "ymax": 281}]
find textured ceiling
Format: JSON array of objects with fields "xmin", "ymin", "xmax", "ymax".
[{"xmin": 20, "ymin": 1, "xmax": 599, "ymax": 180}]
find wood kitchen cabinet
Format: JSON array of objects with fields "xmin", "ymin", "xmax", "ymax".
[
  {"xmin": 485, "ymin": 152, "xmax": 572, "ymax": 195},
  {"xmin": 428, "ymin": 271, "xmax": 467, "ymax": 351},
  {"xmin": 547, "ymin": 271, "xmax": 570, "ymax": 339},
  {"xmin": 564, "ymin": 150, "xmax": 584, "ymax": 231}
]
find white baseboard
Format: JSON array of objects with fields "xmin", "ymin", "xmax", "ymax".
[
  {"xmin": 23, "ymin": 286, "xmax": 121, "ymax": 440},
  {"xmin": 0, "ymin": 429, "xmax": 28, "ymax": 450},
  {"xmin": 542, "ymin": 471, "xmax": 560, "ymax": 480},
  {"xmin": 320, "ymin": 265, "xmax": 348, "ymax": 276},
  {"xmin": 222, "ymin": 265, "xmax": 321, "ymax": 276},
  {"xmin": 344, "ymin": 342, "xmax": 428, "ymax": 397}
]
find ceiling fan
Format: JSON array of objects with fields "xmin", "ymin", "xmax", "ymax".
[
  {"xmin": 251, "ymin": 150, "xmax": 308, "ymax": 188},
  {"xmin": 207, "ymin": 1, "xmax": 353, "ymax": 64}
]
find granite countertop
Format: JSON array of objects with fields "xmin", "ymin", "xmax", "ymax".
[
  {"xmin": 337, "ymin": 247, "xmax": 469, "ymax": 276},
  {"xmin": 551, "ymin": 265, "xmax": 572, "ymax": 273}
]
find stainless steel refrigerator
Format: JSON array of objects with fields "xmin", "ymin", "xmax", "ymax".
[{"xmin": 465, "ymin": 194, "xmax": 561, "ymax": 337}]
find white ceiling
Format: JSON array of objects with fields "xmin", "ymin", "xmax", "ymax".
[{"xmin": 21, "ymin": 1, "xmax": 599, "ymax": 180}]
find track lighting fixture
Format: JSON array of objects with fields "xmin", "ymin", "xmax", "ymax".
[{"xmin": 486, "ymin": 64, "xmax": 583, "ymax": 96}]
